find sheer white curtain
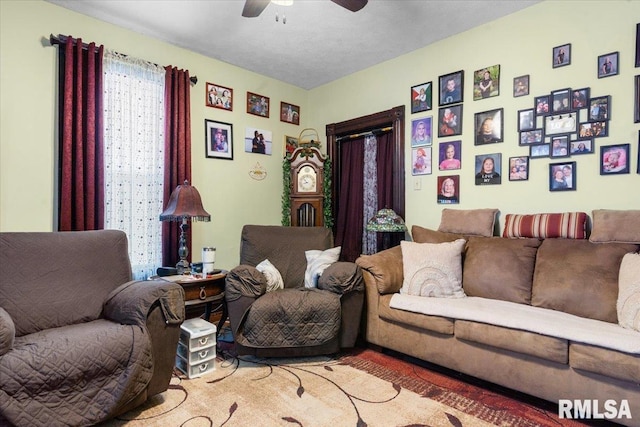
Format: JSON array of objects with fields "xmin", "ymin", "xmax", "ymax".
[
  {"xmin": 362, "ymin": 135, "xmax": 378, "ymax": 255},
  {"xmin": 103, "ymin": 50, "xmax": 166, "ymax": 279}
]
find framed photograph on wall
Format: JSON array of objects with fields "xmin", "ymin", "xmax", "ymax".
[
  {"xmin": 535, "ymin": 95, "xmax": 550, "ymax": 115},
  {"xmin": 508, "ymin": 156, "xmax": 529, "ymax": 181},
  {"xmin": 473, "ymin": 65, "xmax": 500, "ymax": 100},
  {"xmin": 513, "ymin": 75, "xmax": 529, "ymax": 97},
  {"xmin": 571, "ymin": 87, "xmax": 589, "ymax": 109},
  {"xmin": 549, "ymin": 162, "xmax": 576, "ymax": 191},
  {"xmin": 598, "ymin": 52, "xmax": 619, "ymax": 78},
  {"xmin": 600, "ymin": 143, "xmax": 630, "ymax": 175},
  {"xmin": 635, "ymin": 75, "xmax": 640, "ymax": 123},
  {"xmin": 411, "ymin": 117, "xmax": 433, "ymax": 146},
  {"xmin": 553, "ymin": 43, "xmax": 571, "ymax": 68},
  {"xmin": 438, "ymin": 140, "xmax": 462, "ymax": 171},
  {"xmin": 437, "ymin": 175, "xmax": 459, "ymax": 204},
  {"xmin": 206, "ymin": 82, "xmax": 233, "ymax": 111},
  {"xmin": 438, "ymin": 70, "xmax": 464, "ymax": 106},
  {"xmin": 589, "ymin": 96, "xmax": 610, "ymax": 121},
  {"xmin": 280, "ymin": 102, "xmax": 300, "ymax": 125},
  {"xmin": 474, "ymin": 108, "xmax": 503, "ymax": 145},
  {"xmin": 475, "ymin": 153, "xmax": 502, "ymax": 185},
  {"xmin": 438, "ymin": 105, "xmax": 463, "ymax": 137},
  {"xmin": 205, "ymin": 119, "xmax": 233, "ymax": 160},
  {"xmin": 284, "ymin": 135, "xmax": 298, "ymax": 156},
  {"xmin": 245, "ymin": 127, "xmax": 273, "ymax": 155},
  {"xmin": 411, "ymin": 81, "xmax": 432, "ymax": 113},
  {"xmin": 570, "ymin": 139, "xmax": 593, "ymax": 155},
  {"xmin": 551, "ymin": 88, "xmax": 571, "ymax": 113},
  {"xmin": 545, "ymin": 114, "xmax": 577, "ymax": 136},
  {"xmin": 530, "ymin": 143, "xmax": 550, "ymax": 159},
  {"xmin": 518, "ymin": 108, "xmax": 535, "ymax": 131},
  {"xmin": 247, "ymin": 92, "xmax": 270, "ymax": 117},
  {"xmin": 520, "ymin": 129, "xmax": 544, "ymax": 145},
  {"xmin": 550, "ymin": 135, "xmax": 570, "ymax": 158},
  {"xmin": 412, "ymin": 146, "xmax": 432, "ymax": 176},
  {"xmin": 636, "ymin": 23, "xmax": 640, "ymax": 68}
]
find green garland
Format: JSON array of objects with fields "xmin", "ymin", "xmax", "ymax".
[{"xmin": 322, "ymin": 157, "xmax": 333, "ymax": 229}]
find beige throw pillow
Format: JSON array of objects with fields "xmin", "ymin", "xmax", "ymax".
[
  {"xmin": 400, "ymin": 239, "xmax": 466, "ymax": 298},
  {"xmin": 618, "ymin": 252, "xmax": 640, "ymax": 331},
  {"xmin": 590, "ymin": 210, "xmax": 640, "ymax": 243},
  {"xmin": 438, "ymin": 208, "xmax": 498, "ymax": 237},
  {"xmin": 256, "ymin": 259, "xmax": 284, "ymax": 292}
]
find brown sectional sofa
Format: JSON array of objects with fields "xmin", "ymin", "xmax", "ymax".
[{"xmin": 356, "ymin": 211, "xmax": 640, "ymax": 426}]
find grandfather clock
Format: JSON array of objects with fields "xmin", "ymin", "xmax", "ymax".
[{"xmin": 288, "ymin": 146, "xmax": 326, "ymax": 227}]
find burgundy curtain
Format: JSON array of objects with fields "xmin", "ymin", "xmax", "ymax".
[
  {"xmin": 375, "ymin": 132, "xmax": 400, "ymax": 250},
  {"xmin": 335, "ymin": 138, "xmax": 365, "ymax": 262},
  {"xmin": 58, "ymin": 36, "xmax": 104, "ymax": 231},
  {"xmin": 162, "ymin": 67, "xmax": 192, "ymax": 267}
]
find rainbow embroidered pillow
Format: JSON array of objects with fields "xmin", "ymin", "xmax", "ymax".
[{"xmin": 502, "ymin": 212, "xmax": 587, "ymax": 239}]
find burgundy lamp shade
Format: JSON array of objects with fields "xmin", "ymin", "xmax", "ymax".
[{"xmin": 160, "ymin": 180, "xmax": 211, "ymax": 222}]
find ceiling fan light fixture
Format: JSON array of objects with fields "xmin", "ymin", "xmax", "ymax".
[{"xmin": 272, "ymin": 0, "xmax": 293, "ymax": 6}]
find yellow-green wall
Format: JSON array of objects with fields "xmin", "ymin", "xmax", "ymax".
[{"xmin": 1, "ymin": 0, "xmax": 639, "ymax": 270}]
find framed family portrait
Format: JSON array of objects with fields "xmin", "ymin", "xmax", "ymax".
[
  {"xmin": 438, "ymin": 105, "xmax": 463, "ymax": 137},
  {"xmin": 508, "ymin": 156, "xmax": 529, "ymax": 181},
  {"xmin": 535, "ymin": 95, "xmax": 550, "ymax": 115},
  {"xmin": 550, "ymin": 135, "xmax": 570, "ymax": 158},
  {"xmin": 530, "ymin": 143, "xmax": 550, "ymax": 159},
  {"xmin": 518, "ymin": 108, "xmax": 535, "ymax": 131},
  {"xmin": 553, "ymin": 43, "xmax": 571, "ymax": 68},
  {"xmin": 473, "ymin": 65, "xmax": 500, "ymax": 100},
  {"xmin": 551, "ymin": 88, "xmax": 571, "ymax": 113},
  {"xmin": 598, "ymin": 52, "xmax": 619, "ymax": 78},
  {"xmin": 438, "ymin": 140, "xmax": 462, "ymax": 171},
  {"xmin": 438, "ymin": 70, "xmax": 464, "ymax": 106},
  {"xmin": 570, "ymin": 139, "xmax": 593, "ymax": 155},
  {"xmin": 549, "ymin": 162, "xmax": 576, "ymax": 191},
  {"xmin": 600, "ymin": 143, "xmax": 630, "ymax": 175},
  {"xmin": 284, "ymin": 135, "xmax": 298, "ymax": 156},
  {"xmin": 412, "ymin": 146, "xmax": 432, "ymax": 176},
  {"xmin": 589, "ymin": 96, "xmax": 610, "ymax": 121},
  {"xmin": 520, "ymin": 129, "xmax": 543, "ymax": 145},
  {"xmin": 513, "ymin": 75, "xmax": 529, "ymax": 97},
  {"xmin": 206, "ymin": 82, "xmax": 233, "ymax": 111},
  {"xmin": 411, "ymin": 81, "xmax": 432, "ymax": 113},
  {"xmin": 280, "ymin": 102, "xmax": 300, "ymax": 125},
  {"xmin": 205, "ymin": 119, "xmax": 233, "ymax": 160},
  {"xmin": 571, "ymin": 87, "xmax": 589, "ymax": 109},
  {"xmin": 474, "ymin": 108, "xmax": 503, "ymax": 145},
  {"xmin": 247, "ymin": 92, "xmax": 270, "ymax": 117},
  {"xmin": 411, "ymin": 117, "xmax": 433, "ymax": 147}
]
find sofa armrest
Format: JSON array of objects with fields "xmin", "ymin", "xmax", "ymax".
[
  {"xmin": 225, "ymin": 265, "xmax": 267, "ymax": 302},
  {"xmin": 317, "ymin": 262, "xmax": 364, "ymax": 295},
  {"xmin": 355, "ymin": 245, "xmax": 404, "ymax": 295},
  {"xmin": 0, "ymin": 307, "xmax": 15, "ymax": 356},
  {"xmin": 103, "ymin": 280, "xmax": 185, "ymax": 326}
]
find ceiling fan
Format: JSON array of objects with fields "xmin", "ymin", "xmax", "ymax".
[{"xmin": 242, "ymin": 0, "xmax": 368, "ymax": 18}]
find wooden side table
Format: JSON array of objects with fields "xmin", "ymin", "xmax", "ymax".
[{"xmin": 155, "ymin": 271, "xmax": 228, "ymax": 337}]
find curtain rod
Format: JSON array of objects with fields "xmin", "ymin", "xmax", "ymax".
[
  {"xmin": 336, "ymin": 126, "xmax": 393, "ymax": 142},
  {"xmin": 48, "ymin": 34, "xmax": 198, "ymax": 85}
]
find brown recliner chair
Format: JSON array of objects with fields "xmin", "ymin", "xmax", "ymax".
[
  {"xmin": 225, "ymin": 225, "xmax": 364, "ymax": 357},
  {"xmin": 0, "ymin": 230, "xmax": 185, "ymax": 427}
]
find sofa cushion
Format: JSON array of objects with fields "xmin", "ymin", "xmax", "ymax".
[
  {"xmin": 411, "ymin": 225, "xmax": 464, "ymax": 243},
  {"xmin": 532, "ymin": 239, "xmax": 639, "ymax": 323},
  {"xmin": 463, "ymin": 237, "xmax": 542, "ymax": 304},
  {"xmin": 305, "ymin": 246, "xmax": 341, "ymax": 288},
  {"xmin": 589, "ymin": 209, "xmax": 640, "ymax": 243},
  {"xmin": 570, "ymin": 343, "xmax": 640, "ymax": 383},
  {"xmin": 256, "ymin": 259, "xmax": 284, "ymax": 292},
  {"xmin": 438, "ymin": 208, "xmax": 498, "ymax": 237},
  {"xmin": 0, "ymin": 307, "xmax": 15, "ymax": 356},
  {"xmin": 400, "ymin": 240, "xmax": 466, "ymax": 298},
  {"xmin": 455, "ymin": 320, "xmax": 568, "ymax": 364},
  {"xmin": 502, "ymin": 212, "xmax": 587, "ymax": 239},
  {"xmin": 317, "ymin": 262, "xmax": 364, "ymax": 295},
  {"xmin": 618, "ymin": 252, "xmax": 640, "ymax": 331},
  {"xmin": 355, "ymin": 246, "xmax": 404, "ymax": 295},
  {"xmin": 380, "ymin": 295, "xmax": 454, "ymax": 335}
]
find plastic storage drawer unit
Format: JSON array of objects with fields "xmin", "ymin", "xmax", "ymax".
[{"xmin": 176, "ymin": 318, "xmax": 217, "ymax": 378}]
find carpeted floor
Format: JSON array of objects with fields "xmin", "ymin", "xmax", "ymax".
[{"xmin": 100, "ymin": 329, "xmax": 613, "ymax": 427}]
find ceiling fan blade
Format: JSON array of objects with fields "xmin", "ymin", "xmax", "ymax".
[
  {"xmin": 330, "ymin": 0, "xmax": 368, "ymax": 12},
  {"xmin": 242, "ymin": 0, "xmax": 270, "ymax": 17}
]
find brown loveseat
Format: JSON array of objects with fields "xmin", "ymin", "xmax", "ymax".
[
  {"xmin": 225, "ymin": 225, "xmax": 364, "ymax": 357},
  {"xmin": 356, "ymin": 209, "xmax": 640, "ymax": 426},
  {"xmin": 0, "ymin": 230, "xmax": 185, "ymax": 427}
]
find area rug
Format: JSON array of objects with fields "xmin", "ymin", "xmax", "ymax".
[{"xmin": 102, "ymin": 346, "xmax": 591, "ymax": 427}]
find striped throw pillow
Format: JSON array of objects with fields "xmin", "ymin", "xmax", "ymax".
[{"xmin": 502, "ymin": 212, "xmax": 587, "ymax": 239}]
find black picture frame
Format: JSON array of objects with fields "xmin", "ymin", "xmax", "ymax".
[
  {"xmin": 588, "ymin": 96, "xmax": 611, "ymax": 121},
  {"xmin": 635, "ymin": 75, "xmax": 640, "ymax": 123},
  {"xmin": 437, "ymin": 175, "xmax": 460, "ymax": 204},
  {"xmin": 438, "ymin": 70, "xmax": 464, "ymax": 106},
  {"xmin": 508, "ymin": 156, "xmax": 529, "ymax": 181},
  {"xmin": 474, "ymin": 108, "xmax": 503, "ymax": 145},
  {"xmin": 549, "ymin": 161, "xmax": 576, "ymax": 192},
  {"xmin": 518, "ymin": 108, "xmax": 536, "ymax": 131},
  {"xmin": 438, "ymin": 140, "xmax": 462, "ymax": 171},
  {"xmin": 475, "ymin": 153, "xmax": 502, "ymax": 185},
  {"xmin": 530, "ymin": 143, "xmax": 550, "ymax": 159},
  {"xmin": 205, "ymin": 119, "xmax": 234, "ymax": 160},
  {"xmin": 550, "ymin": 135, "xmax": 570, "ymax": 158},
  {"xmin": 551, "ymin": 88, "xmax": 572, "ymax": 114},
  {"xmin": 438, "ymin": 105, "xmax": 463, "ymax": 137},
  {"xmin": 473, "ymin": 65, "xmax": 500, "ymax": 100},
  {"xmin": 637, "ymin": 131, "xmax": 640, "ymax": 174},
  {"xmin": 636, "ymin": 23, "xmax": 640, "ymax": 68},
  {"xmin": 513, "ymin": 75, "xmax": 529, "ymax": 97},
  {"xmin": 411, "ymin": 81, "xmax": 432, "ymax": 114},
  {"xmin": 553, "ymin": 43, "xmax": 571, "ymax": 68},
  {"xmin": 535, "ymin": 95, "xmax": 550, "ymax": 116},
  {"xmin": 571, "ymin": 87, "xmax": 590, "ymax": 109},
  {"xmin": 570, "ymin": 139, "xmax": 593, "ymax": 155},
  {"xmin": 519, "ymin": 129, "xmax": 544, "ymax": 146},
  {"xmin": 598, "ymin": 52, "xmax": 619, "ymax": 78},
  {"xmin": 600, "ymin": 144, "xmax": 630, "ymax": 175},
  {"xmin": 544, "ymin": 113, "xmax": 577, "ymax": 136}
]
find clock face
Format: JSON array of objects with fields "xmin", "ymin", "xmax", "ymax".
[{"xmin": 297, "ymin": 165, "xmax": 317, "ymax": 192}]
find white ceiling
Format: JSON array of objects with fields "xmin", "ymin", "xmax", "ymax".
[{"xmin": 46, "ymin": 0, "xmax": 540, "ymax": 90}]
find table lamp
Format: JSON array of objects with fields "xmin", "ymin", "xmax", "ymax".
[
  {"xmin": 160, "ymin": 180, "xmax": 211, "ymax": 274},
  {"xmin": 366, "ymin": 208, "xmax": 407, "ymax": 251}
]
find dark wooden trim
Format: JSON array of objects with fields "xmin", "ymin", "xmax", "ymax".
[{"xmin": 326, "ymin": 105, "xmax": 405, "ymax": 232}]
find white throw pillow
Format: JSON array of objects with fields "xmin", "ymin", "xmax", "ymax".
[
  {"xmin": 256, "ymin": 259, "xmax": 284, "ymax": 292},
  {"xmin": 617, "ymin": 252, "xmax": 640, "ymax": 331},
  {"xmin": 400, "ymin": 239, "xmax": 466, "ymax": 298},
  {"xmin": 304, "ymin": 246, "xmax": 341, "ymax": 288}
]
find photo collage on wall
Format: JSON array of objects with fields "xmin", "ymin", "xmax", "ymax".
[{"xmin": 409, "ymin": 32, "xmax": 635, "ymax": 202}]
